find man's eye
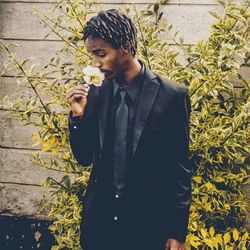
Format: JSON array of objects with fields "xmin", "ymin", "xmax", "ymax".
[{"xmin": 98, "ymin": 53, "xmax": 106, "ymax": 57}]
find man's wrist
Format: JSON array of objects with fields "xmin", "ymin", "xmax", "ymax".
[
  {"xmin": 72, "ymin": 112, "xmax": 84, "ymax": 119},
  {"xmin": 69, "ymin": 111, "xmax": 86, "ymax": 129}
]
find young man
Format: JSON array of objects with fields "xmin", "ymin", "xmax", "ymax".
[{"xmin": 66, "ymin": 9, "xmax": 192, "ymax": 250}]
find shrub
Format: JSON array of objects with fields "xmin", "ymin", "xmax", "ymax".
[{"xmin": 1, "ymin": 0, "xmax": 249, "ymax": 249}]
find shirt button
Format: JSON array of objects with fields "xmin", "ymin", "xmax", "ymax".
[
  {"xmin": 115, "ymin": 194, "xmax": 119, "ymax": 199},
  {"xmin": 73, "ymin": 125, "xmax": 77, "ymax": 129},
  {"xmin": 114, "ymin": 216, "xmax": 118, "ymax": 221},
  {"xmin": 94, "ymin": 179, "xmax": 98, "ymax": 183}
]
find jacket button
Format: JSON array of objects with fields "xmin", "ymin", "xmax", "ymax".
[
  {"xmin": 94, "ymin": 179, "xmax": 98, "ymax": 184},
  {"xmin": 99, "ymin": 154, "xmax": 102, "ymax": 158}
]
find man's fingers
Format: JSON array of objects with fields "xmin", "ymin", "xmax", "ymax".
[
  {"xmin": 67, "ymin": 86, "xmax": 89, "ymax": 96},
  {"xmin": 67, "ymin": 94, "xmax": 86, "ymax": 104},
  {"xmin": 66, "ymin": 90, "xmax": 88, "ymax": 100},
  {"xmin": 66, "ymin": 84, "xmax": 90, "ymax": 99},
  {"xmin": 70, "ymin": 83, "xmax": 89, "ymax": 90},
  {"xmin": 67, "ymin": 90, "xmax": 85, "ymax": 98},
  {"xmin": 79, "ymin": 84, "xmax": 90, "ymax": 91}
]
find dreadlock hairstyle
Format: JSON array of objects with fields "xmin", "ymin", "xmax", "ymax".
[{"xmin": 83, "ymin": 9, "xmax": 138, "ymax": 56}]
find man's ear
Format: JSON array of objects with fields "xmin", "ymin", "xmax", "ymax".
[{"xmin": 121, "ymin": 42, "xmax": 131, "ymax": 54}]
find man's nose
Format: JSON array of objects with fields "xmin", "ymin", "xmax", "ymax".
[{"xmin": 92, "ymin": 58, "xmax": 101, "ymax": 68}]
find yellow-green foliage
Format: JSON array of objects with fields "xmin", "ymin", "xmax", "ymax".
[{"xmin": 0, "ymin": 0, "xmax": 249, "ymax": 249}]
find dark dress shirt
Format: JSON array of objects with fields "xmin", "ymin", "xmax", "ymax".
[{"xmin": 111, "ymin": 62, "xmax": 145, "ymax": 196}]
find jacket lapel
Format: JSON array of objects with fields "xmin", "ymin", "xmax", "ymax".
[
  {"xmin": 97, "ymin": 67, "xmax": 160, "ymax": 156},
  {"xmin": 132, "ymin": 68, "xmax": 159, "ymax": 156}
]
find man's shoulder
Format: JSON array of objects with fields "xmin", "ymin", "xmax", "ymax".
[
  {"xmin": 143, "ymin": 63, "xmax": 188, "ymax": 97},
  {"xmin": 156, "ymin": 74, "xmax": 188, "ymax": 97}
]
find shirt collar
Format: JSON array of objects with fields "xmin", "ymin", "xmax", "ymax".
[{"xmin": 113, "ymin": 61, "xmax": 145, "ymax": 102}]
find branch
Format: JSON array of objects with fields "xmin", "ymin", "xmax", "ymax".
[
  {"xmin": 31, "ymin": 158, "xmax": 81, "ymax": 174},
  {"xmin": 191, "ymin": 25, "xmax": 250, "ymax": 99},
  {"xmin": 36, "ymin": 11, "xmax": 91, "ymax": 58},
  {"xmin": 0, "ymin": 40, "xmax": 61, "ymax": 132},
  {"xmin": 183, "ymin": 3, "xmax": 250, "ymax": 70},
  {"xmin": 66, "ymin": 0, "xmax": 84, "ymax": 29},
  {"xmin": 48, "ymin": 177, "xmax": 70, "ymax": 191},
  {"xmin": 220, "ymin": 120, "xmax": 249, "ymax": 146},
  {"xmin": 133, "ymin": 4, "xmax": 152, "ymax": 70}
]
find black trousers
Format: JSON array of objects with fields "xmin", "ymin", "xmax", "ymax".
[{"xmin": 81, "ymin": 192, "xmax": 166, "ymax": 250}]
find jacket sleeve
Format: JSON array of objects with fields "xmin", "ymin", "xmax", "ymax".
[
  {"xmin": 68, "ymin": 86, "xmax": 99, "ymax": 167},
  {"xmin": 168, "ymin": 88, "xmax": 192, "ymax": 242}
]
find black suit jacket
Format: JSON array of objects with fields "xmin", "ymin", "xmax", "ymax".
[{"xmin": 68, "ymin": 64, "xmax": 192, "ymax": 243}]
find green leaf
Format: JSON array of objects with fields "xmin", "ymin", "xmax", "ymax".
[
  {"xmin": 223, "ymin": 232, "xmax": 231, "ymax": 244},
  {"xmin": 193, "ymin": 176, "xmax": 203, "ymax": 184},
  {"xmin": 233, "ymin": 229, "xmax": 239, "ymax": 241},
  {"xmin": 154, "ymin": 3, "xmax": 159, "ymax": 13}
]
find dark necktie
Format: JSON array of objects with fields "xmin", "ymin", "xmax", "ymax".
[{"xmin": 113, "ymin": 85, "xmax": 128, "ymax": 195}]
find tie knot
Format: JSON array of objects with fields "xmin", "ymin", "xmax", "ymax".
[{"xmin": 119, "ymin": 86, "xmax": 126, "ymax": 99}]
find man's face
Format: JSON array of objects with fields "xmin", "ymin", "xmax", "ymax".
[{"xmin": 85, "ymin": 37, "xmax": 127, "ymax": 80}]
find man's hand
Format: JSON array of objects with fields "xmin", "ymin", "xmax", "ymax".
[
  {"xmin": 165, "ymin": 239, "xmax": 186, "ymax": 250},
  {"xmin": 66, "ymin": 83, "xmax": 90, "ymax": 118}
]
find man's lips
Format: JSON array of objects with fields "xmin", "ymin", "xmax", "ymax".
[{"xmin": 101, "ymin": 70, "xmax": 109, "ymax": 74}]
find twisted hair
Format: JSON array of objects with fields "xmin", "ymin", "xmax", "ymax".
[{"xmin": 83, "ymin": 9, "xmax": 137, "ymax": 56}]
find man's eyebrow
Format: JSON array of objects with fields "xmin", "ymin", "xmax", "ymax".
[{"xmin": 91, "ymin": 48, "xmax": 106, "ymax": 53}]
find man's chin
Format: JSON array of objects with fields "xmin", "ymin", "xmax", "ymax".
[
  {"xmin": 104, "ymin": 72, "xmax": 114, "ymax": 80},
  {"xmin": 104, "ymin": 70, "xmax": 121, "ymax": 81}
]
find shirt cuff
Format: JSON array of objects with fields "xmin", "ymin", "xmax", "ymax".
[{"xmin": 68, "ymin": 111, "xmax": 85, "ymax": 130}]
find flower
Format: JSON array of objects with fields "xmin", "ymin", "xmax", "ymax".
[{"xmin": 82, "ymin": 65, "xmax": 104, "ymax": 87}]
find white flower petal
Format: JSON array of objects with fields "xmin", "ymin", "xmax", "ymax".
[
  {"xmin": 82, "ymin": 65, "xmax": 93, "ymax": 75},
  {"xmin": 83, "ymin": 75, "xmax": 91, "ymax": 84},
  {"xmin": 83, "ymin": 65, "xmax": 104, "ymax": 87}
]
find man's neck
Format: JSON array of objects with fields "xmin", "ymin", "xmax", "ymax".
[{"xmin": 115, "ymin": 58, "xmax": 142, "ymax": 85}]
